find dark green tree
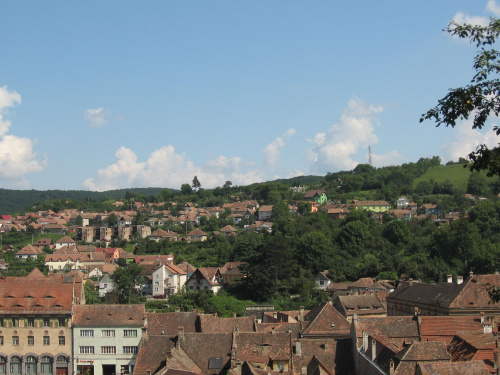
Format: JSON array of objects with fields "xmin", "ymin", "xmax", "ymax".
[
  {"xmin": 112, "ymin": 263, "xmax": 143, "ymax": 303},
  {"xmin": 192, "ymin": 176, "xmax": 201, "ymax": 191},
  {"xmin": 180, "ymin": 183, "xmax": 193, "ymax": 195}
]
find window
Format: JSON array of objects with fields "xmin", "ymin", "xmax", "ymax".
[
  {"xmin": 58, "ymin": 318, "xmax": 65, "ymax": 327},
  {"xmin": 123, "ymin": 330, "xmax": 137, "ymax": 337},
  {"xmin": 80, "ymin": 329, "xmax": 94, "ymax": 337},
  {"xmin": 11, "ymin": 318, "xmax": 18, "ymax": 327},
  {"xmin": 59, "ymin": 336, "xmax": 65, "ymax": 345},
  {"xmin": 25, "ymin": 356, "xmax": 36, "ymax": 375},
  {"xmin": 28, "ymin": 336, "xmax": 34, "ymax": 345},
  {"xmin": 102, "ymin": 329, "xmax": 115, "ymax": 337},
  {"xmin": 154, "ymin": 287, "xmax": 159, "ymax": 292},
  {"xmin": 12, "ymin": 336, "xmax": 19, "ymax": 345},
  {"xmin": 43, "ymin": 318, "xmax": 50, "ymax": 327},
  {"xmin": 27, "ymin": 318, "xmax": 35, "ymax": 327},
  {"xmin": 79, "ymin": 346, "xmax": 94, "ymax": 354},
  {"xmin": 10, "ymin": 356, "xmax": 21, "ymax": 375},
  {"xmin": 41, "ymin": 356, "xmax": 52, "ymax": 375},
  {"xmin": 43, "ymin": 336, "xmax": 50, "ymax": 345},
  {"xmin": 101, "ymin": 346, "xmax": 116, "ymax": 354},
  {"xmin": 0, "ymin": 355, "xmax": 6, "ymax": 374},
  {"xmin": 123, "ymin": 346, "xmax": 138, "ymax": 354}
]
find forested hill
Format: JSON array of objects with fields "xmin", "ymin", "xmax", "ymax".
[
  {"xmin": 0, "ymin": 188, "xmax": 166, "ymax": 214},
  {"xmin": 1, "ymin": 156, "xmax": 498, "ymax": 215}
]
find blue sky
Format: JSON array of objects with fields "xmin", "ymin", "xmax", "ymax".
[{"xmin": 1, "ymin": 1, "xmax": 499, "ymax": 191}]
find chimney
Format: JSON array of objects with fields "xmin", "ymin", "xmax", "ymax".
[
  {"xmin": 301, "ymin": 366, "xmax": 307, "ymax": 375},
  {"xmin": 409, "ymin": 278, "xmax": 413, "ymax": 286},
  {"xmin": 447, "ymin": 274, "xmax": 452, "ymax": 283},
  {"xmin": 178, "ymin": 326, "xmax": 184, "ymax": 340},
  {"xmin": 362, "ymin": 331, "xmax": 368, "ymax": 351},
  {"xmin": 469, "ymin": 270, "xmax": 474, "ymax": 278},
  {"xmin": 371, "ymin": 338, "xmax": 376, "ymax": 361},
  {"xmin": 271, "ymin": 326, "xmax": 276, "ymax": 334},
  {"xmin": 273, "ymin": 312, "xmax": 278, "ymax": 319},
  {"xmin": 299, "ymin": 306, "xmax": 305, "ymax": 322},
  {"xmin": 295, "ymin": 340, "xmax": 302, "ymax": 355},
  {"xmin": 324, "ymin": 342, "xmax": 329, "ymax": 351},
  {"xmin": 484, "ymin": 321, "xmax": 493, "ymax": 334},
  {"xmin": 233, "ymin": 311, "xmax": 237, "ymax": 318},
  {"xmin": 174, "ymin": 306, "xmax": 180, "ymax": 313},
  {"xmin": 353, "ymin": 313, "xmax": 358, "ymax": 322},
  {"xmin": 481, "ymin": 312, "xmax": 485, "ymax": 324},
  {"xmin": 389, "ymin": 360, "xmax": 395, "ymax": 375},
  {"xmin": 457, "ymin": 275, "xmax": 463, "ymax": 284},
  {"xmin": 413, "ymin": 307, "xmax": 419, "ymax": 319}
]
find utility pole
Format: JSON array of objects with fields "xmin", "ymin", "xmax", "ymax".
[{"xmin": 368, "ymin": 146, "xmax": 373, "ymax": 166}]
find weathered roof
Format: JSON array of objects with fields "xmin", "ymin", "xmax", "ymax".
[
  {"xmin": 302, "ymin": 302, "xmax": 350, "ymax": 337},
  {"xmin": 73, "ymin": 304, "xmax": 145, "ymax": 326},
  {"xmin": 416, "ymin": 361, "xmax": 490, "ymax": 375},
  {"xmin": 199, "ymin": 314, "xmax": 254, "ymax": 333},
  {"xmin": 0, "ymin": 269, "xmax": 83, "ymax": 314}
]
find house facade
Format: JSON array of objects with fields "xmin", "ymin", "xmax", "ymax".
[
  {"xmin": 185, "ymin": 268, "xmax": 222, "ymax": 294},
  {"xmin": 152, "ymin": 264, "xmax": 187, "ymax": 297},
  {"xmin": 0, "ymin": 269, "xmax": 84, "ymax": 375},
  {"xmin": 72, "ymin": 304, "xmax": 145, "ymax": 375}
]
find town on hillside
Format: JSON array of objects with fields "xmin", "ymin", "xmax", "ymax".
[{"xmin": 0, "ymin": 269, "xmax": 497, "ymax": 374}]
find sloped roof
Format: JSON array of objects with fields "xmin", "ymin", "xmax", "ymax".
[
  {"xmin": 55, "ymin": 236, "xmax": 76, "ymax": 244},
  {"xmin": 16, "ymin": 244, "xmax": 44, "ymax": 255},
  {"xmin": 73, "ymin": 304, "xmax": 145, "ymax": 326},
  {"xmin": 416, "ymin": 361, "xmax": 490, "ymax": 375},
  {"xmin": 199, "ymin": 314, "xmax": 254, "ymax": 333},
  {"xmin": 336, "ymin": 295, "xmax": 386, "ymax": 316},
  {"xmin": 302, "ymin": 302, "xmax": 350, "ymax": 337},
  {"xmin": 0, "ymin": 269, "xmax": 83, "ymax": 314},
  {"xmin": 146, "ymin": 312, "xmax": 200, "ymax": 336},
  {"xmin": 354, "ymin": 316, "xmax": 419, "ymax": 349},
  {"xmin": 419, "ymin": 315, "xmax": 484, "ymax": 342}
]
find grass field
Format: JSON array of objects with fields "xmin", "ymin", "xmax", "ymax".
[{"xmin": 412, "ymin": 164, "xmax": 495, "ymax": 192}]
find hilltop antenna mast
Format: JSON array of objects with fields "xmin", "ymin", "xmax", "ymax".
[{"xmin": 368, "ymin": 146, "xmax": 373, "ymax": 166}]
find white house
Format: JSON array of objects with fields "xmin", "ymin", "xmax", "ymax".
[
  {"xmin": 98, "ymin": 274, "xmax": 115, "ymax": 297},
  {"xmin": 72, "ymin": 304, "xmax": 145, "ymax": 375},
  {"xmin": 185, "ymin": 267, "xmax": 223, "ymax": 294},
  {"xmin": 151, "ymin": 264, "xmax": 187, "ymax": 297}
]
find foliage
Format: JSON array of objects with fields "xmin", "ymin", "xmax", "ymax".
[
  {"xmin": 111, "ymin": 263, "xmax": 143, "ymax": 304},
  {"xmin": 84, "ymin": 281, "xmax": 99, "ymax": 304},
  {"xmin": 421, "ymin": 18, "xmax": 500, "ymax": 177}
]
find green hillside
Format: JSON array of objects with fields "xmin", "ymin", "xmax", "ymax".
[{"xmin": 413, "ymin": 164, "xmax": 472, "ymax": 191}]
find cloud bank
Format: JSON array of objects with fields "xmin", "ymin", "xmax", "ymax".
[
  {"xmin": 263, "ymin": 128, "xmax": 296, "ymax": 168},
  {"xmin": 83, "ymin": 145, "xmax": 264, "ymax": 191},
  {"xmin": 0, "ymin": 86, "xmax": 46, "ymax": 188},
  {"xmin": 307, "ymin": 97, "xmax": 402, "ymax": 172}
]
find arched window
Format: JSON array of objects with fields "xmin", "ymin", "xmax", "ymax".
[
  {"xmin": 41, "ymin": 356, "xmax": 52, "ymax": 375},
  {"xmin": 25, "ymin": 355, "xmax": 36, "ymax": 375},
  {"xmin": 0, "ymin": 356, "xmax": 6, "ymax": 374},
  {"xmin": 9, "ymin": 356, "xmax": 21, "ymax": 375}
]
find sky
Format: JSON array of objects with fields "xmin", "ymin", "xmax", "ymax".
[{"xmin": 1, "ymin": 1, "xmax": 500, "ymax": 191}]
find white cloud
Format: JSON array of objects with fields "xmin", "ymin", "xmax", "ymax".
[
  {"xmin": 371, "ymin": 150, "xmax": 404, "ymax": 168},
  {"xmin": 0, "ymin": 86, "xmax": 46, "ymax": 187},
  {"xmin": 452, "ymin": 12, "xmax": 489, "ymax": 27},
  {"xmin": 84, "ymin": 107, "xmax": 111, "ymax": 127},
  {"xmin": 307, "ymin": 97, "xmax": 392, "ymax": 172},
  {"xmin": 441, "ymin": 119, "xmax": 499, "ymax": 162},
  {"xmin": 83, "ymin": 145, "xmax": 263, "ymax": 191},
  {"xmin": 0, "ymin": 86, "xmax": 21, "ymax": 136},
  {"xmin": 486, "ymin": 0, "xmax": 500, "ymax": 17},
  {"xmin": 262, "ymin": 128, "xmax": 296, "ymax": 168}
]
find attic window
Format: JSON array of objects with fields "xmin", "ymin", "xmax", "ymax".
[
  {"xmin": 5, "ymin": 295, "xmax": 14, "ymax": 299},
  {"xmin": 13, "ymin": 304, "xmax": 23, "ymax": 307},
  {"xmin": 208, "ymin": 357, "xmax": 223, "ymax": 369},
  {"xmin": 24, "ymin": 296, "xmax": 34, "ymax": 299},
  {"xmin": 54, "ymin": 304, "xmax": 63, "ymax": 307},
  {"xmin": 44, "ymin": 296, "xmax": 54, "ymax": 299}
]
